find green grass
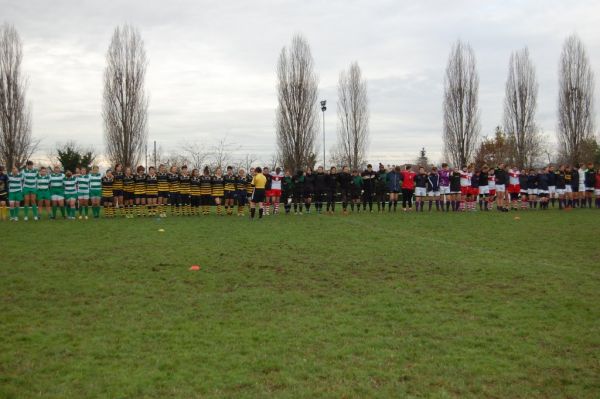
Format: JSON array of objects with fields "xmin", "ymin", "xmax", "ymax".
[{"xmin": 1, "ymin": 209, "xmax": 599, "ymax": 398}]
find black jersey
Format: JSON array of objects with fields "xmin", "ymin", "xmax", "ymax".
[
  {"xmin": 415, "ymin": 173, "xmax": 428, "ymax": 188},
  {"xmin": 236, "ymin": 175, "xmax": 247, "ymax": 192},
  {"xmin": 190, "ymin": 176, "xmax": 201, "ymax": 196},
  {"xmin": 314, "ymin": 172, "xmax": 327, "ymax": 192},
  {"xmin": 199, "ymin": 175, "xmax": 212, "ymax": 195},
  {"xmin": 555, "ymin": 171, "xmax": 566, "ymax": 189},
  {"xmin": 304, "ymin": 173, "xmax": 315, "ymax": 193},
  {"xmin": 146, "ymin": 174, "xmax": 158, "ymax": 195},
  {"xmin": 494, "ymin": 168, "xmax": 508, "ymax": 185},
  {"xmin": 361, "ymin": 170, "xmax": 376, "ymax": 190},
  {"xmin": 478, "ymin": 172, "xmax": 489, "ymax": 187},
  {"xmin": 326, "ymin": 173, "xmax": 338, "ymax": 191},
  {"xmin": 450, "ymin": 171, "xmax": 461, "ymax": 192},
  {"xmin": 179, "ymin": 174, "xmax": 191, "ymax": 195},
  {"xmin": 337, "ymin": 172, "xmax": 351, "ymax": 191},
  {"xmin": 123, "ymin": 174, "xmax": 135, "ymax": 193},
  {"xmin": 224, "ymin": 174, "xmax": 236, "ymax": 192},
  {"xmin": 570, "ymin": 169, "xmax": 579, "ymax": 189},
  {"xmin": 168, "ymin": 173, "xmax": 180, "ymax": 193},
  {"xmin": 157, "ymin": 172, "xmax": 169, "ymax": 192},
  {"xmin": 101, "ymin": 176, "xmax": 114, "ymax": 198}
]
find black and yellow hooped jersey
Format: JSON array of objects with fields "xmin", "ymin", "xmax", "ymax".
[
  {"xmin": 113, "ymin": 172, "xmax": 124, "ymax": 190},
  {"xmin": 146, "ymin": 174, "xmax": 158, "ymax": 195},
  {"xmin": 168, "ymin": 172, "xmax": 180, "ymax": 193},
  {"xmin": 179, "ymin": 174, "xmax": 191, "ymax": 195},
  {"xmin": 157, "ymin": 172, "xmax": 169, "ymax": 192},
  {"xmin": 564, "ymin": 171, "xmax": 572, "ymax": 184},
  {"xmin": 101, "ymin": 176, "xmax": 114, "ymax": 197},
  {"xmin": 123, "ymin": 174, "xmax": 135, "ymax": 193},
  {"xmin": 212, "ymin": 175, "xmax": 224, "ymax": 197},
  {"xmin": 134, "ymin": 173, "xmax": 147, "ymax": 195},
  {"xmin": 236, "ymin": 176, "xmax": 247, "ymax": 192},
  {"xmin": 224, "ymin": 174, "xmax": 236, "ymax": 192},
  {"xmin": 199, "ymin": 175, "xmax": 212, "ymax": 195},
  {"xmin": 190, "ymin": 176, "xmax": 201, "ymax": 196},
  {"xmin": 246, "ymin": 175, "xmax": 254, "ymax": 195}
]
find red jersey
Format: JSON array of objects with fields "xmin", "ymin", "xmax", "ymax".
[
  {"xmin": 595, "ymin": 172, "xmax": 600, "ymax": 189},
  {"xmin": 401, "ymin": 170, "xmax": 416, "ymax": 189}
]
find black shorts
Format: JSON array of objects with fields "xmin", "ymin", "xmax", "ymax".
[
  {"xmin": 158, "ymin": 191, "xmax": 169, "ymax": 199},
  {"xmin": 113, "ymin": 189, "xmax": 124, "ymax": 197},
  {"xmin": 146, "ymin": 194, "xmax": 158, "ymax": 199},
  {"xmin": 191, "ymin": 196, "xmax": 200, "ymax": 207},
  {"xmin": 0, "ymin": 192, "xmax": 7, "ymax": 201},
  {"xmin": 571, "ymin": 186, "xmax": 579, "ymax": 193},
  {"xmin": 251, "ymin": 188, "xmax": 266, "ymax": 203},
  {"xmin": 179, "ymin": 194, "xmax": 190, "ymax": 205},
  {"xmin": 200, "ymin": 194, "xmax": 212, "ymax": 206},
  {"xmin": 224, "ymin": 190, "xmax": 236, "ymax": 200},
  {"xmin": 124, "ymin": 191, "xmax": 134, "ymax": 201},
  {"xmin": 135, "ymin": 193, "xmax": 146, "ymax": 200},
  {"xmin": 303, "ymin": 191, "xmax": 313, "ymax": 199},
  {"xmin": 236, "ymin": 190, "xmax": 247, "ymax": 205},
  {"xmin": 351, "ymin": 189, "xmax": 361, "ymax": 200},
  {"xmin": 102, "ymin": 196, "xmax": 113, "ymax": 204}
]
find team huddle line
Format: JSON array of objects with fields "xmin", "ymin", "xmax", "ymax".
[{"xmin": 0, "ymin": 160, "xmax": 599, "ymax": 221}]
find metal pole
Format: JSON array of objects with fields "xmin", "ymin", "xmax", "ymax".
[{"xmin": 322, "ymin": 110, "xmax": 326, "ymax": 167}]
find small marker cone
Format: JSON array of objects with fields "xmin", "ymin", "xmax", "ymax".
[{"xmin": 189, "ymin": 265, "xmax": 200, "ymax": 271}]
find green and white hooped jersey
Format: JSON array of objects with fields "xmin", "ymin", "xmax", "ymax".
[
  {"xmin": 89, "ymin": 173, "xmax": 102, "ymax": 191},
  {"xmin": 22, "ymin": 168, "xmax": 38, "ymax": 189},
  {"xmin": 8, "ymin": 173, "xmax": 23, "ymax": 192},
  {"xmin": 36, "ymin": 174, "xmax": 51, "ymax": 191},
  {"xmin": 64, "ymin": 178, "xmax": 77, "ymax": 195},
  {"xmin": 76, "ymin": 175, "xmax": 90, "ymax": 194},
  {"xmin": 50, "ymin": 173, "xmax": 65, "ymax": 192}
]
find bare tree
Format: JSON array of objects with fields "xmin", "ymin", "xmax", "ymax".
[
  {"xmin": 336, "ymin": 61, "xmax": 369, "ymax": 170},
  {"xmin": 443, "ymin": 40, "xmax": 480, "ymax": 167},
  {"xmin": 0, "ymin": 23, "xmax": 37, "ymax": 169},
  {"xmin": 103, "ymin": 24, "xmax": 148, "ymax": 168},
  {"xmin": 276, "ymin": 34, "xmax": 319, "ymax": 172},
  {"xmin": 180, "ymin": 141, "xmax": 210, "ymax": 170},
  {"xmin": 209, "ymin": 137, "xmax": 240, "ymax": 170},
  {"xmin": 557, "ymin": 34, "xmax": 595, "ymax": 165},
  {"xmin": 503, "ymin": 47, "xmax": 542, "ymax": 168}
]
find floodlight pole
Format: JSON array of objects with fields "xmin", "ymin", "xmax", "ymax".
[{"xmin": 320, "ymin": 100, "xmax": 327, "ymax": 168}]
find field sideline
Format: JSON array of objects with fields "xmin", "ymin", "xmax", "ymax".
[{"xmin": 1, "ymin": 210, "xmax": 599, "ymax": 398}]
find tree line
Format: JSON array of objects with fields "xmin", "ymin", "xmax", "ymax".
[{"xmin": 0, "ymin": 23, "xmax": 597, "ymax": 172}]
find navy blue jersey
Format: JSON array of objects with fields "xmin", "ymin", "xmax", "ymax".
[{"xmin": 427, "ymin": 173, "xmax": 439, "ymax": 191}]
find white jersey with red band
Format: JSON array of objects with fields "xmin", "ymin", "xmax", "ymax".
[
  {"xmin": 270, "ymin": 172, "xmax": 284, "ymax": 190},
  {"xmin": 508, "ymin": 169, "xmax": 520, "ymax": 185},
  {"xmin": 459, "ymin": 171, "xmax": 471, "ymax": 187}
]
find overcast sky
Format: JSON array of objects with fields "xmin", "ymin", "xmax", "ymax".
[{"xmin": 3, "ymin": 0, "xmax": 599, "ymax": 165}]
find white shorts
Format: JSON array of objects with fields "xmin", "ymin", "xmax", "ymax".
[
  {"xmin": 495, "ymin": 184, "xmax": 505, "ymax": 193},
  {"xmin": 439, "ymin": 186, "xmax": 450, "ymax": 195},
  {"xmin": 537, "ymin": 190, "xmax": 549, "ymax": 195},
  {"xmin": 556, "ymin": 188, "xmax": 566, "ymax": 195},
  {"xmin": 527, "ymin": 189, "xmax": 538, "ymax": 195},
  {"xmin": 595, "ymin": 189, "xmax": 600, "ymax": 196},
  {"xmin": 415, "ymin": 187, "xmax": 427, "ymax": 197},
  {"xmin": 565, "ymin": 186, "xmax": 572, "ymax": 193},
  {"xmin": 548, "ymin": 186, "xmax": 556, "ymax": 194},
  {"xmin": 51, "ymin": 194, "xmax": 64, "ymax": 201},
  {"xmin": 579, "ymin": 184, "xmax": 586, "ymax": 192},
  {"xmin": 479, "ymin": 186, "xmax": 490, "ymax": 195},
  {"xmin": 427, "ymin": 191, "xmax": 440, "ymax": 196}
]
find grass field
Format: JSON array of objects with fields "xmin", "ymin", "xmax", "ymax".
[{"xmin": 1, "ymin": 209, "xmax": 599, "ymax": 398}]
